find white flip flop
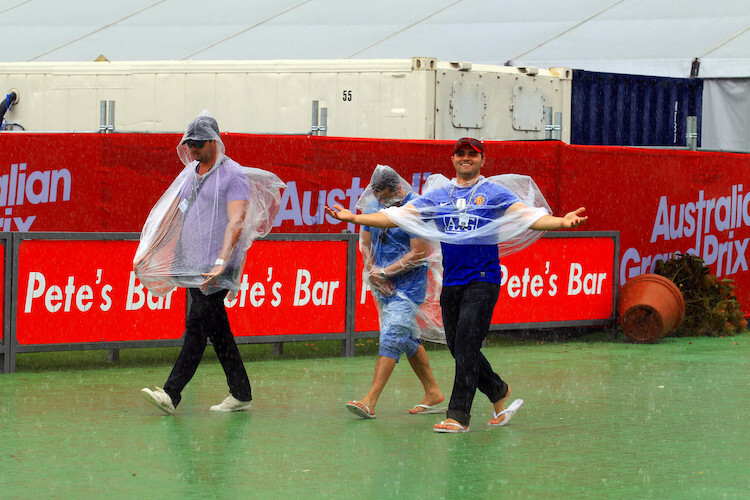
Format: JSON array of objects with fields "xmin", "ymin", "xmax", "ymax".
[
  {"xmin": 408, "ymin": 404, "xmax": 448, "ymax": 414},
  {"xmin": 346, "ymin": 400, "xmax": 376, "ymax": 419},
  {"xmin": 488, "ymin": 399, "xmax": 524, "ymax": 427},
  {"xmin": 433, "ymin": 421, "xmax": 470, "ymax": 433}
]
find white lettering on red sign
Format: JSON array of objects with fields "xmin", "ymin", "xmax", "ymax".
[
  {"xmin": 293, "ymin": 269, "xmax": 340, "ymax": 306},
  {"xmin": 622, "ymin": 184, "xmax": 750, "ymax": 284},
  {"xmin": 500, "ymin": 262, "xmax": 609, "ymax": 299},
  {"xmin": 0, "ymin": 163, "xmax": 72, "ymax": 231},
  {"xmin": 567, "ymin": 263, "xmax": 607, "ymax": 296},
  {"xmin": 275, "ymin": 178, "xmax": 364, "ymax": 233},
  {"xmin": 274, "ymin": 173, "xmax": 433, "ymax": 233},
  {"xmin": 125, "ymin": 272, "xmax": 175, "ymax": 311},
  {"xmin": 24, "ymin": 271, "xmax": 115, "ymax": 313},
  {"xmin": 224, "ymin": 270, "xmax": 283, "ymax": 309}
]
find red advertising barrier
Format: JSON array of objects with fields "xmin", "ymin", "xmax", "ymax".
[
  {"xmin": 13, "ymin": 235, "xmax": 355, "ymax": 346},
  {"xmin": 557, "ymin": 146, "xmax": 750, "ymax": 293},
  {"xmin": 1, "ymin": 132, "xmax": 747, "ymax": 312},
  {"xmin": 225, "ymin": 238, "xmax": 350, "ymax": 336},
  {"xmin": 4, "ymin": 231, "xmax": 616, "ymax": 372},
  {"xmin": 354, "ymin": 233, "xmax": 617, "ymax": 332},
  {"xmin": 493, "ymin": 235, "xmax": 616, "ymax": 325},
  {"xmin": 15, "ymin": 238, "xmax": 187, "ymax": 345},
  {"xmin": 0, "ymin": 133, "xmax": 559, "ymax": 234}
]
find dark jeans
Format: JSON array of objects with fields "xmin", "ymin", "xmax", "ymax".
[
  {"xmin": 163, "ymin": 288, "xmax": 252, "ymax": 407},
  {"xmin": 441, "ymin": 281, "xmax": 508, "ymax": 426}
]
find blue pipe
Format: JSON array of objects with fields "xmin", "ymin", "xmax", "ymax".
[{"xmin": 0, "ymin": 90, "xmax": 19, "ymax": 128}]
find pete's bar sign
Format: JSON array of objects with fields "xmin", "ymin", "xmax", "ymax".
[
  {"xmin": 352, "ymin": 233, "xmax": 616, "ymax": 332},
  {"xmin": 492, "ymin": 235, "xmax": 615, "ymax": 325},
  {"xmin": 15, "ymin": 234, "xmax": 615, "ymax": 345},
  {"xmin": 17, "ymin": 240, "xmax": 187, "ymax": 345},
  {"xmin": 15, "ymin": 238, "xmax": 352, "ymax": 345}
]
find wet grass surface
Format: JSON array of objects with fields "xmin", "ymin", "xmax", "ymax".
[{"xmin": 2, "ymin": 330, "xmax": 748, "ymax": 498}]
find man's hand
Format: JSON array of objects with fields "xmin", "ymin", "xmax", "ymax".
[
  {"xmin": 325, "ymin": 204, "xmax": 354, "ymax": 222},
  {"xmin": 367, "ymin": 273, "xmax": 395, "ymax": 296},
  {"xmin": 201, "ymin": 263, "xmax": 225, "ymax": 292},
  {"xmin": 527, "ymin": 206, "xmax": 589, "ymax": 231},
  {"xmin": 561, "ymin": 207, "xmax": 588, "ymax": 228}
]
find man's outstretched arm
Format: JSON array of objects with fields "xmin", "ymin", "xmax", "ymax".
[
  {"xmin": 507, "ymin": 203, "xmax": 588, "ymax": 231},
  {"xmin": 324, "ymin": 204, "xmax": 399, "ymax": 228}
]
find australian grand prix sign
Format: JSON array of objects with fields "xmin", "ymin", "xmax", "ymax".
[{"xmin": 623, "ymin": 186, "xmax": 749, "ymax": 283}]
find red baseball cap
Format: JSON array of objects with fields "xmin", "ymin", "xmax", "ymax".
[{"xmin": 453, "ymin": 137, "xmax": 484, "ymax": 155}]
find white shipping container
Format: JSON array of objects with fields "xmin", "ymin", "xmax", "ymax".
[{"xmin": 0, "ymin": 57, "xmax": 571, "ymax": 142}]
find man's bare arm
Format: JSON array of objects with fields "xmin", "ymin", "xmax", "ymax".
[
  {"xmin": 324, "ymin": 203, "xmax": 420, "ymax": 228},
  {"xmin": 506, "ymin": 202, "xmax": 588, "ymax": 231},
  {"xmin": 202, "ymin": 199, "xmax": 247, "ymax": 286}
]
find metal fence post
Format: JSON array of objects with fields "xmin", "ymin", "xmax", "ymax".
[
  {"xmin": 4, "ymin": 233, "xmax": 18, "ymax": 373},
  {"xmin": 343, "ymin": 232, "xmax": 357, "ymax": 357},
  {"xmin": 0, "ymin": 235, "xmax": 8, "ymax": 373}
]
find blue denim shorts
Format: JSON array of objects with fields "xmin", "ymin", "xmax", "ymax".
[{"xmin": 378, "ymin": 296, "xmax": 421, "ymax": 361}]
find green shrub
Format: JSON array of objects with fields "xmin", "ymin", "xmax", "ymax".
[{"xmin": 655, "ymin": 253, "xmax": 747, "ymax": 336}]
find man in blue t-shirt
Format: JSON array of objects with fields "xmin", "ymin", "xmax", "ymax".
[
  {"xmin": 326, "ymin": 137, "xmax": 587, "ymax": 433},
  {"xmin": 346, "ymin": 166, "xmax": 445, "ymax": 419}
]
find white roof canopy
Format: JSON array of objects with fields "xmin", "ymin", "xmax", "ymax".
[{"xmin": 2, "ymin": 0, "xmax": 749, "ymax": 78}]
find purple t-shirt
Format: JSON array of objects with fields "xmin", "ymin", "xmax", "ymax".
[{"xmin": 176, "ymin": 156, "xmax": 250, "ymax": 272}]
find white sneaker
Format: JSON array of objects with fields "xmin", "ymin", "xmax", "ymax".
[
  {"xmin": 141, "ymin": 386, "xmax": 175, "ymax": 415},
  {"xmin": 210, "ymin": 395, "xmax": 252, "ymax": 412}
]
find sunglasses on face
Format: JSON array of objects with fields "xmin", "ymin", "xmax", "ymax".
[{"xmin": 185, "ymin": 140, "xmax": 206, "ymax": 149}]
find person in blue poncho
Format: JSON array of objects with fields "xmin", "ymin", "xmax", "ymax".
[{"xmin": 345, "ymin": 165, "xmax": 446, "ymax": 420}]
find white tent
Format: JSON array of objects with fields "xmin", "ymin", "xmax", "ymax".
[
  {"xmin": 2, "ymin": 0, "xmax": 749, "ymax": 149},
  {"xmin": 2, "ymin": 0, "xmax": 747, "ymax": 77}
]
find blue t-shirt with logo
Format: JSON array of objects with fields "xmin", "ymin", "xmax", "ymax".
[{"xmin": 411, "ymin": 179, "xmax": 519, "ymax": 286}]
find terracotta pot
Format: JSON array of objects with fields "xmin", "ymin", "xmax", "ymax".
[{"xmin": 617, "ymin": 274, "xmax": 685, "ymax": 343}]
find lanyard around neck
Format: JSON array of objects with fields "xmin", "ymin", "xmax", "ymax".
[{"xmin": 449, "ymin": 179, "xmax": 483, "ymax": 213}]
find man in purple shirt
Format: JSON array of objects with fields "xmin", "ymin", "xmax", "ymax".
[{"xmin": 138, "ymin": 112, "xmax": 277, "ymax": 414}]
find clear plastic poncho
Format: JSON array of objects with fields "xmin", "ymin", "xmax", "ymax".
[
  {"xmin": 134, "ymin": 111, "xmax": 286, "ymax": 296},
  {"xmin": 357, "ymin": 165, "xmax": 445, "ymax": 344},
  {"xmin": 381, "ymin": 173, "xmax": 551, "ymax": 257}
]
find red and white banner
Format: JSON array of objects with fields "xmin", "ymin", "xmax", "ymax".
[
  {"xmin": 13, "ymin": 233, "xmax": 615, "ymax": 345},
  {"xmin": 16, "ymin": 240, "xmax": 186, "ymax": 345},
  {"xmin": 492, "ymin": 235, "xmax": 615, "ymax": 324},
  {"xmin": 355, "ymin": 234, "xmax": 616, "ymax": 332},
  {"xmin": 558, "ymin": 146, "xmax": 750, "ymax": 293},
  {"xmin": 2, "ymin": 133, "xmax": 749, "ymax": 313},
  {"xmin": 15, "ymin": 238, "xmax": 353, "ymax": 345},
  {"xmin": 225, "ymin": 239, "xmax": 349, "ymax": 336}
]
